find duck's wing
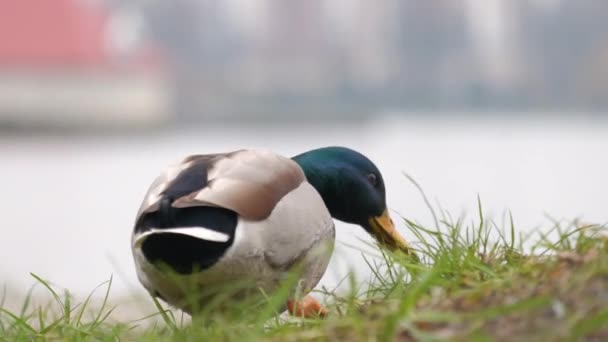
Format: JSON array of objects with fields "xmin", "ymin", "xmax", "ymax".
[{"xmin": 135, "ymin": 149, "xmax": 306, "ymax": 224}]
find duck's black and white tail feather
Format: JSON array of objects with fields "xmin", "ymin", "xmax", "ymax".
[{"xmin": 134, "ymin": 199, "xmax": 238, "ymax": 274}]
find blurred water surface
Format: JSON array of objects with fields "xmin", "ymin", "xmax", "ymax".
[{"xmin": 1, "ymin": 114, "xmax": 606, "ymax": 308}]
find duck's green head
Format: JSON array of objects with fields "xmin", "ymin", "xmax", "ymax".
[{"xmin": 293, "ymin": 146, "xmax": 413, "ymax": 255}]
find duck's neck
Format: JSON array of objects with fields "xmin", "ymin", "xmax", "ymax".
[{"xmin": 292, "ymin": 150, "xmax": 347, "ymax": 222}]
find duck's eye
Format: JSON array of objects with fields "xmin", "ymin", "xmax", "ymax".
[{"xmin": 367, "ymin": 173, "xmax": 378, "ymax": 187}]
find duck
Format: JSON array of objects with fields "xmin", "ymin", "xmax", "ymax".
[{"xmin": 131, "ymin": 146, "xmax": 415, "ymax": 318}]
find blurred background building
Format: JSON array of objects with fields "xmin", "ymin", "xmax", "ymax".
[
  {"xmin": 0, "ymin": 0, "xmax": 170, "ymax": 129},
  {"xmin": 0, "ymin": 0, "xmax": 606, "ymax": 130}
]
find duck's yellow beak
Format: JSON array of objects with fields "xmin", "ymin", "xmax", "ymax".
[{"xmin": 369, "ymin": 209, "xmax": 417, "ymax": 258}]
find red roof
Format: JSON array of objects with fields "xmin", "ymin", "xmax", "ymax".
[{"xmin": 0, "ymin": 0, "xmax": 162, "ymax": 70}]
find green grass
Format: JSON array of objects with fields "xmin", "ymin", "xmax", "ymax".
[{"xmin": 2, "ymin": 197, "xmax": 607, "ymax": 341}]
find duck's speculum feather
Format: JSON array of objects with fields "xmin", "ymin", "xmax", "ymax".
[
  {"xmin": 137, "ymin": 206, "xmax": 238, "ymax": 274},
  {"xmin": 135, "ymin": 157, "xmax": 238, "ymax": 274},
  {"xmin": 158, "ymin": 198, "xmax": 173, "ymax": 228}
]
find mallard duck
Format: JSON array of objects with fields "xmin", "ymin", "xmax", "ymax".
[{"xmin": 132, "ymin": 147, "xmax": 414, "ymax": 317}]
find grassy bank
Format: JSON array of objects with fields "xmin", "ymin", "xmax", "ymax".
[{"xmin": 2, "ymin": 201, "xmax": 607, "ymax": 341}]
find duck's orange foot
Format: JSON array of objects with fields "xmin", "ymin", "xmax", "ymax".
[{"xmin": 287, "ymin": 295, "xmax": 327, "ymax": 318}]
